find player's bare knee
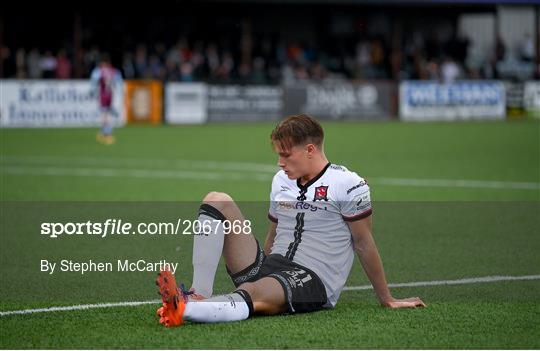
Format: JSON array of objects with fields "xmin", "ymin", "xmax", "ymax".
[
  {"xmin": 238, "ymin": 282, "xmax": 284, "ymax": 315},
  {"xmin": 237, "ymin": 282, "xmax": 259, "ymax": 300},
  {"xmin": 203, "ymin": 191, "xmax": 230, "ymax": 202},
  {"xmin": 238, "ymin": 281, "xmax": 255, "ymax": 292},
  {"xmin": 203, "ymin": 191, "xmax": 234, "ymax": 211},
  {"xmin": 253, "ymin": 301, "xmax": 284, "ymax": 315}
]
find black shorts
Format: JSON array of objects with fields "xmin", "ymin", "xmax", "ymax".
[{"xmin": 227, "ymin": 242, "xmax": 328, "ymax": 314}]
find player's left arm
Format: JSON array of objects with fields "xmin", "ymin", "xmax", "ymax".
[{"xmin": 347, "ymin": 217, "xmax": 426, "ymax": 308}]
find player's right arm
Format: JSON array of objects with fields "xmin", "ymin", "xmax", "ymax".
[
  {"xmin": 263, "ymin": 221, "xmax": 277, "ymax": 256},
  {"xmin": 265, "ymin": 171, "xmax": 281, "ymax": 256}
]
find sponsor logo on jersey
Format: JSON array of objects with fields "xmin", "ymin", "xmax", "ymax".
[
  {"xmin": 353, "ymin": 192, "xmax": 371, "ymax": 211},
  {"xmin": 313, "ymin": 185, "xmax": 329, "ymax": 201},
  {"xmin": 330, "ymin": 164, "xmax": 346, "ymax": 172},
  {"xmin": 346, "ymin": 180, "xmax": 367, "ymax": 195},
  {"xmin": 280, "ymin": 185, "xmax": 290, "ymax": 192},
  {"xmin": 278, "ymin": 201, "xmax": 320, "ymax": 212}
]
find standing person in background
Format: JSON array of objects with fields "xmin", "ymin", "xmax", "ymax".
[{"xmin": 90, "ymin": 54, "xmax": 123, "ymax": 145}]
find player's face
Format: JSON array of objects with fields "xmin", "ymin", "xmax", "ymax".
[{"xmin": 273, "ymin": 142, "xmax": 310, "ymax": 180}]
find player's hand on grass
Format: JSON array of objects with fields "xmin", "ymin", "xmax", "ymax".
[{"xmin": 381, "ymin": 297, "xmax": 426, "ymax": 308}]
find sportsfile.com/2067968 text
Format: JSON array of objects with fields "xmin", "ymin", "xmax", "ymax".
[{"xmin": 40, "ymin": 219, "xmax": 252, "ymax": 238}]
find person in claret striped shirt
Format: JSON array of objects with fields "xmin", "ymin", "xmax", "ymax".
[{"xmin": 90, "ymin": 54, "xmax": 122, "ymax": 145}]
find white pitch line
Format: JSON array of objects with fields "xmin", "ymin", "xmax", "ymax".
[
  {"xmin": 0, "ymin": 155, "xmax": 279, "ymax": 173},
  {"xmin": 0, "ymin": 300, "xmax": 160, "ymax": 317},
  {"xmin": 3, "ymin": 166, "xmax": 273, "ymax": 182},
  {"xmin": 1, "ymin": 274, "xmax": 538, "ymax": 317},
  {"xmin": 2, "ymin": 164, "xmax": 539, "ymax": 191},
  {"xmin": 343, "ymin": 274, "xmax": 540, "ymax": 291},
  {"xmin": 376, "ymin": 177, "xmax": 540, "ymax": 190}
]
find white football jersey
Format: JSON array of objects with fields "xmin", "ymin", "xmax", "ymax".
[{"xmin": 268, "ymin": 163, "xmax": 372, "ymax": 307}]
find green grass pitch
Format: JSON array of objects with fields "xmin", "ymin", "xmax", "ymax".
[{"xmin": 0, "ymin": 120, "xmax": 539, "ymax": 348}]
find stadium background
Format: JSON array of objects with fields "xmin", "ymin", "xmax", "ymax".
[{"xmin": 1, "ymin": 0, "xmax": 539, "ymax": 349}]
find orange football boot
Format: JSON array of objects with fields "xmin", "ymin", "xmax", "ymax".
[
  {"xmin": 186, "ymin": 287, "xmax": 207, "ymax": 301},
  {"xmin": 155, "ymin": 269, "xmax": 186, "ymax": 327}
]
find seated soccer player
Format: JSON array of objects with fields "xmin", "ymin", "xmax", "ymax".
[{"xmin": 156, "ymin": 114, "xmax": 426, "ymax": 327}]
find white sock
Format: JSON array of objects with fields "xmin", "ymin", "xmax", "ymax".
[
  {"xmin": 184, "ymin": 291, "xmax": 253, "ymax": 323},
  {"xmin": 191, "ymin": 204, "xmax": 226, "ymax": 297}
]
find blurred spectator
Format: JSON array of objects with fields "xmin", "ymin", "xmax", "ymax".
[
  {"xmin": 122, "ymin": 53, "xmax": 136, "ymax": 79},
  {"xmin": 217, "ymin": 51, "xmax": 234, "ymax": 81},
  {"xmin": 310, "ymin": 61, "xmax": 327, "ymax": 81},
  {"xmin": 40, "ymin": 51, "xmax": 57, "ymax": 79},
  {"xmin": 205, "ymin": 43, "xmax": 220, "ymax": 79},
  {"xmin": 55, "ymin": 49, "xmax": 72, "ymax": 79},
  {"xmin": 15, "ymin": 48, "xmax": 27, "ymax": 78},
  {"xmin": 191, "ymin": 42, "xmax": 206, "ymax": 79},
  {"xmin": 281, "ymin": 63, "xmax": 295, "ymax": 84},
  {"xmin": 519, "ymin": 33, "xmax": 534, "ymax": 62},
  {"xmin": 237, "ymin": 62, "xmax": 252, "ymax": 84},
  {"xmin": 148, "ymin": 54, "xmax": 165, "ymax": 80},
  {"xmin": 370, "ymin": 39, "xmax": 387, "ymax": 79},
  {"xmin": 287, "ymin": 42, "xmax": 304, "ymax": 64},
  {"xmin": 1, "ymin": 46, "xmax": 13, "ymax": 77},
  {"xmin": 2, "ymin": 14, "xmax": 536, "ymax": 83},
  {"xmin": 27, "ymin": 48, "xmax": 42, "ymax": 78},
  {"xmin": 134, "ymin": 44, "xmax": 148, "ymax": 78},
  {"xmin": 84, "ymin": 46, "xmax": 100, "ymax": 75},
  {"xmin": 180, "ymin": 61, "xmax": 194, "ymax": 82},
  {"xmin": 251, "ymin": 57, "xmax": 267, "ymax": 84},
  {"xmin": 154, "ymin": 42, "xmax": 167, "ymax": 63},
  {"xmin": 495, "ymin": 35, "xmax": 506, "ymax": 62},
  {"xmin": 165, "ymin": 56, "xmax": 181, "ymax": 81},
  {"xmin": 440, "ymin": 57, "xmax": 461, "ymax": 83},
  {"xmin": 177, "ymin": 37, "xmax": 191, "ymax": 63},
  {"xmin": 354, "ymin": 40, "xmax": 371, "ymax": 79},
  {"xmin": 73, "ymin": 48, "xmax": 85, "ymax": 78},
  {"xmin": 166, "ymin": 42, "xmax": 181, "ymax": 69},
  {"xmin": 424, "ymin": 58, "xmax": 440, "ymax": 81},
  {"xmin": 293, "ymin": 64, "xmax": 309, "ymax": 80}
]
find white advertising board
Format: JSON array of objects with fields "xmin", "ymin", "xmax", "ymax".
[
  {"xmin": 0, "ymin": 80, "xmax": 125, "ymax": 127},
  {"xmin": 165, "ymin": 83, "xmax": 207, "ymax": 124},
  {"xmin": 400, "ymin": 81, "xmax": 506, "ymax": 121}
]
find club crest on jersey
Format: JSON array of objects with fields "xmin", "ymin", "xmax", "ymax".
[{"xmin": 313, "ymin": 185, "xmax": 329, "ymax": 201}]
